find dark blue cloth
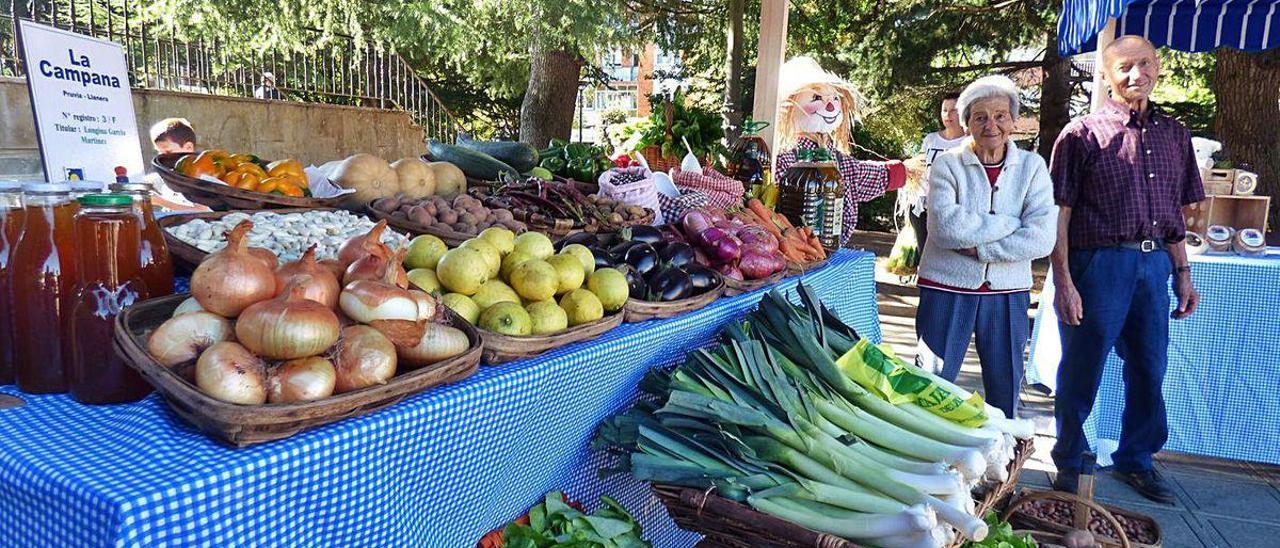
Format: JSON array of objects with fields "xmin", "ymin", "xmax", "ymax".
[
  {"xmin": 1053, "ymin": 247, "xmax": 1171, "ymax": 473},
  {"xmin": 916, "ymin": 288, "xmax": 1031, "ymax": 418}
]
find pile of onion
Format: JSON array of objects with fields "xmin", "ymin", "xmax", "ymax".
[
  {"xmin": 337, "ymin": 219, "xmax": 390, "ymax": 270},
  {"xmin": 332, "ymin": 325, "xmax": 397, "ymax": 393},
  {"xmin": 148, "ymin": 311, "xmax": 235, "ymax": 367},
  {"xmin": 236, "ymin": 277, "xmax": 341, "ymax": 360},
  {"xmin": 276, "ymin": 244, "xmax": 341, "ymax": 309},
  {"xmin": 268, "ymin": 357, "xmax": 337, "ymax": 403},
  {"xmin": 191, "ymin": 221, "xmax": 277, "ymax": 317},
  {"xmin": 340, "ymin": 253, "xmax": 421, "ymax": 324},
  {"xmin": 196, "ymin": 341, "xmax": 268, "ymax": 405},
  {"xmin": 344, "ymin": 245, "xmax": 409, "ymax": 288}
]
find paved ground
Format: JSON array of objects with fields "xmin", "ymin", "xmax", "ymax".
[{"xmin": 853, "ymin": 231, "xmax": 1280, "ymax": 548}]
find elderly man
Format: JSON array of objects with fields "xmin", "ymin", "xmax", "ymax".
[{"xmin": 1049, "ymin": 36, "xmax": 1204, "ymax": 503}]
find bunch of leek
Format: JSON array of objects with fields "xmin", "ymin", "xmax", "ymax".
[{"xmin": 595, "ymin": 284, "xmax": 1034, "ymax": 548}]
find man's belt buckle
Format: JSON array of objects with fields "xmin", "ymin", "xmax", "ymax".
[{"xmin": 1140, "ymin": 240, "xmax": 1158, "ymax": 252}]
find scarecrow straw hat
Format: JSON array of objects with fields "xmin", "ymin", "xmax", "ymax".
[{"xmin": 775, "ymin": 56, "xmax": 866, "ymax": 153}]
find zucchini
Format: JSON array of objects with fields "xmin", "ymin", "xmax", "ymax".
[
  {"xmin": 456, "ymin": 136, "xmax": 539, "ymax": 172},
  {"xmin": 427, "ymin": 140, "xmax": 520, "ymax": 181}
]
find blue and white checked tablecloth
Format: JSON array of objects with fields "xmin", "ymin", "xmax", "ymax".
[
  {"xmin": 1028, "ymin": 250, "xmax": 1280, "ymax": 466},
  {"xmin": 0, "ymin": 250, "xmax": 881, "ymax": 547}
]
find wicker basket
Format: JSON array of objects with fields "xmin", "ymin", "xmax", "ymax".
[
  {"xmin": 113, "ymin": 293, "xmax": 483, "ymax": 447},
  {"xmin": 623, "ymin": 278, "xmax": 726, "ymax": 323},
  {"xmin": 655, "ymin": 439, "xmax": 1035, "ymax": 548},
  {"xmin": 364, "ymin": 200, "xmax": 527, "ymax": 248},
  {"xmin": 478, "ymin": 311, "xmax": 625, "ymax": 365},
  {"xmin": 723, "ymin": 270, "xmax": 784, "ymax": 297},
  {"xmin": 1004, "ymin": 490, "xmax": 1160, "ymax": 548},
  {"xmin": 785, "ymin": 258, "xmax": 830, "ymax": 277},
  {"xmin": 157, "ymin": 207, "xmax": 342, "ymax": 273},
  {"xmin": 153, "ymin": 154, "xmax": 346, "ymax": 211}
]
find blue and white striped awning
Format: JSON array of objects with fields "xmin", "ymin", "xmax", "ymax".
[{"xmin": 1059, "ymin": 0, "xmax": 1280, "ymax": 55}]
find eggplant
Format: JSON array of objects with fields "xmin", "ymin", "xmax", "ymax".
[
  {"xmin": 659, "ymin": 242, "xmax": 696, "ymax": 269},
  {"xmin": 623, "ymin": 243, "xmax": 659, "ymax": 277},
  {"xmin": 557, "ymin": 231, "xmax": 600, "ymax": 251},
  {"xmin": 588, "ymin": 246, "xmax": 615, "ymax": 270},
  {"xmin": 618, "ymin": 265, "xmax": 647, "ymax": 300},
  {"xmin": 680, "ymin": 264, "xmax": 720, "ymax": 292},
  {"xmin": 609, "ymin": 240, "xmax": 641, "ymax": 262},
  {"xmin": 648, "ymin": 267, "xmax": 693, "ymax": 301},
  {"xmin": 622, "ymin": 225, "xmax": 664, "ymax": 245}
]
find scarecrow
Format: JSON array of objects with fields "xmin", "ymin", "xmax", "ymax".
[{"xmin": 774, "ymin": 56, "xmax": 906, "ymax": 246}]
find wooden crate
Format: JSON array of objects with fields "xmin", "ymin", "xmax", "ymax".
[
  {"xmin": 1187, "ymin": 195, "xmax": 1270, "ymax": 235},
  {"xmin": 1200, "ymin": 168, "xmax": 1236, "ymax": 196}
]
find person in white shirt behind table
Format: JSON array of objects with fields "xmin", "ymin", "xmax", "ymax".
[
  {"xmin": 914, "ymin": 75, "xmax": 1058, "ymax": 418},
  {"xmin": 905, "ymin": 91, "xmax": 967, "ymax": 250}
]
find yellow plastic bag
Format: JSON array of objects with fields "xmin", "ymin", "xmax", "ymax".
[{"xmin": 835, "ymin": 339, "xmax": 988, "ymax": 427}]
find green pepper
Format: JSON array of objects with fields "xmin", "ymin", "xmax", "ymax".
[
  {"xmin": 540, "ymin": 155, "xmax": 567, "ymax": 174},
  {"xmin": 564, "ymin": 142, "xmax": 592, "ymax": 161},
  {"xmin": 549, "ymin": 138, "xmax": 569, "ymax": 149},
  {"xmin": 567, "ymin": 158, "xmax": 595, "ymax": 182}
]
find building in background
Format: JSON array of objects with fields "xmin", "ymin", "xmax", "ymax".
[{"xmin": 572, "ymin": 44, "xmax": 683, "ymax": 144}]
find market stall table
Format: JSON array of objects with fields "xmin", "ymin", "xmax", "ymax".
[
  {"xmin": 0, "ymin": 250, "xmax": 880, "ymax": 547},
  {"xmin": 1028, "ymin": 250, "xmax": 1280, "ymax": 466}
]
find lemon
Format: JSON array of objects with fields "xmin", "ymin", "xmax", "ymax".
[
  {"xmin": 478, "ymin": 227, "xmax": 516, "ymax": 255},
  {"xmin": 560, "ymin": 244, "xmax": 596, "ymax": 276},
  {"xmin": 404, "ymin": 234, "xmax": 449, "ymax": 270},
  {"xmin": 440, "ymin": 293, "xmax": 480, "ymax": 324},
  {"xmin": 509, "ymin": 259, "xmax": 559, "ymax": 302},
  {"xmin": 406, "ymin": 268, "xmax": 443, "ymax": 295},
  {"xmin": 587, "ymin": 268, "xmax": 629, "ymax": 312},
  {"xmin": 435, "ymin": 247, "xmax": 489, "ymax": 295},
  {"xmin": 471, "ymin": 279, "xmax": 521, "ymax": 312},
  {"xmin": 500, "ymin": 250, "xmax": 535, "ymax": 281},
  {"xmin": 479, "ymin": 302, "xmax": 532, "ymax": 336},
  {"xmin": 526, "ymin": 301, "xmax": 568, "ymax": 335},
  {"xmin": 513, "ymin": 232, "xmax": 555, "ymax": 260},
  {"xmin": 560, "ymin": 289, "xmax": 604, "ymax": 326},
  {"xmin": 460, "ymin": 238, "xmax": 501, "ymax": 279},
  {"xmin": 546, "ymin": 254, "xmax": 585, "ymax": 295}
]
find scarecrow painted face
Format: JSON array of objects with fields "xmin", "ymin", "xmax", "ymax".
[{"xmin": 795, "ymin": 84, "xmax": 844, "ymax": 134}]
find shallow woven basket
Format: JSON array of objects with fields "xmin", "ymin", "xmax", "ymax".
[
  {"xmin": 477, "ymin": 310, "xmax": 625, "ymax": 365},
  {"xmin": 153, "ymin": 153, "xmax": 346, "ymax": 211},
  {"xmin": 623, "ymin": 277, "xmax": 726, "ymax": 323},
  {"xmin": 156, "ymin": 207, "xmax": 338, "ymax": 273},
  {"xmin": 785, "ymin": 258, "xmax": 830, "ymax": 277},
  {"xmin": 654, "ymin": 438, "xmax": 1035, "ymax": 548},
  {"xmin": 364, "ymin": 200, "xmax": 527, "ymax": 248},
  {"xmin": 723, "ymin": 269, "xmax": 784, "ymax": 297},
  {"xmin": 114, "ymin": 293, "xmax": 483, "ymax": 447}
]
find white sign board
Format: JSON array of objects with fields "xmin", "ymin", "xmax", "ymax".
[{"xmin": 18, "ymin": 20, "xmax": 144, "ymax": 182}]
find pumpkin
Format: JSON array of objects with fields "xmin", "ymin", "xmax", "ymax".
[
  {"xmin": 391, "ymin": 158, "xmax": 436, "ymax": 199},
  {"xmin": 427, "ymin": 161, "xmax": 466, "ymax": 198},
  {"xmin": 332, "ymin": 153, "xmax": 400, "ymax": 208}
]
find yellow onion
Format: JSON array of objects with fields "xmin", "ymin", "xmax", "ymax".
[
  {"xmin": 249, "ymin": 247, "xmax": 279, "ymax": 271},
  {"xmin": 147, "ymin": 311, "xmax": 235, "ymax": 367},
  {"xmin": 395, "ymin": 323, "xmax": 470, "ymax": 368},
  {"xmin": 339, "ymin": 253, "xmax": 418, "ymax": 323},
  {"xmin": 276, "ymin": 245, "xmax": 340, "ymax": 309},
  {"xmin": 319, "ymin": 259, "xmax": 348, "ymax": 281},
  {"xmin": 408, "ymin": 290, "xmax": 437, "ymax": 322},
  {"xmin": 332, "ymin": 326, "xmax": 397, "ymax": 393},
  {"xmin": 196, "ymin": 342, "xmax": 268, "ymax": 405},
  {"xmin": 344, "ymin": 245, "xmax": 409, "ymax": 288},
  {"xmin": 268, "ymin": 357, "xmax": 337, "ymax": 403},
  {"xmin": 235, "ymin": 278, "xmax": 341, "ymax": 360},
  {"xmin": 172, "ymin": 297, "xmax": 206, "ymax": 317},
  {"xmin": 337, "ymin": 219, "xmax": 390, "ymax": 269},
  {"xmin": 191, "ymin": 221, "xmax": 277, "ymax": 317}
]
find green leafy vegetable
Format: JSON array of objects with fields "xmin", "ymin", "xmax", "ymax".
[
  {"xmin": 500, "ymin": 491, "xmax": 651, "ymax": 548},
  {"xmin": 963, "ymin": 512, "xmax": 1038, "ymax": 548}
]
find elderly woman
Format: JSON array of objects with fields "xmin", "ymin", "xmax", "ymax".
[{"xmin": 915, "ymin": 75, "xmax": 1058, "ymax": 418}]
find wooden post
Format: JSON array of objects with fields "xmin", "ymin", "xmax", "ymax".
[
  {"xmin": 752, "ymin": 0, "xmax": 789, "ymax": 157},
  {"xmin": 1091, "ymin": 18, "xmax": 1117, "ymax": 112}
]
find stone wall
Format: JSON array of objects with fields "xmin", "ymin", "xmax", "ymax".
[{"xmin": 0, "ymin": 77, "xmax": 427, "ymax": 179}]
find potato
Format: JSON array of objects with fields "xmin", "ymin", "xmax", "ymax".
[
  {"xmin": 409, "ymin": 206, "xmax": 433, "ymax": 226},
  {"xmin": 458, "ymin": 213, "xmax": 477, "ymax": 226},
  {"xmin": 439, "ymin": 210, "xmax": 459, "ymax": 225},
  {"xmin": 425, "ymin": 203, "xmax": 438, "ymax": 217},
  {"xmin": 494, "ymin": 209, "xmax": 514, "ymax": 222}
]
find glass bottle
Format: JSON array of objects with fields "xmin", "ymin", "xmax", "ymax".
[
  {"xmin": 0, "ymin": 182, "xmax": 24, "ymax": 386},
  {"xmin": 109, "ymin": 182, "xmax": 174, "ymax": 297},
  {"xmin": 11, "ymin": 183, "xmax": 79, "ymax": 394},
  {"xmin": 68, "ymin": 194, "xmax": 151, "ymax": 404},
  {"xmin": 778, "ymin": 148, "xmax": 844, "ymax": 250}
]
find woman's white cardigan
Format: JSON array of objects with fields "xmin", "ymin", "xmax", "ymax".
[{"xmin": 919, "ymin": 138, "xmax": 1058, "ymax": 291}]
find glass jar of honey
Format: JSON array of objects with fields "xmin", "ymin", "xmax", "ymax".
[
  {"xmin": 68, "ymin": 194, "xmax": 151, "ymax": 404},
  {"xmin": 109, "ymin": 182, "xmax": 174, "ymax": 297},
  {"xmin": 11, "ymin": 182, "xmax": 79, "ymax": 394},
  {"xmin": 0, "ymin": 181, "xmax": 24, "ymax": 386}
]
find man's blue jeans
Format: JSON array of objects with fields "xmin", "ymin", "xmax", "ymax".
[{"xmin": 1052, "ymin": 247, "xmax": 1171, "ymax": 474}]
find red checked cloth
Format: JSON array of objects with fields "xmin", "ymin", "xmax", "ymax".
[
  {"xmin": 657, "ymin": 188, "xmax": 711, "ymax": 225},
  {"xmin": 670, "ymin": 167, "xmax": 746, "ymax": 211}
]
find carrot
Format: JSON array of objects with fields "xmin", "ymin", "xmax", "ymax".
[
  {"xmin": 805, "ymin": 229, "xmax": 827, "ymax": 259},
  {"xmin": 747, "ymin": 199, "xmax": 780, "ymax": 228},
  {"xmin": 778, "ymin": 239, "xmax": 807, "ymax": 262}
]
